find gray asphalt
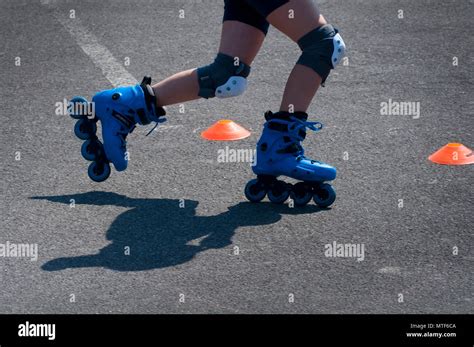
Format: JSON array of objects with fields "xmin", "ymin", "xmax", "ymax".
[{"xmin": 0, "ymin": 0, "xmax": 473, "ymax": 314}]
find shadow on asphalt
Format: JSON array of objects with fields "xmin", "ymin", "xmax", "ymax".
[{"xmin": 31, "ymin": 191, "xmax": 323, "ymax": 271}]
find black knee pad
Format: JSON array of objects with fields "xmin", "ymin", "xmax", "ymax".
[
  {"xmin": 297, "ymin": 24, "xmax": 346, "ymax": 84},
  {"xmin": 197, "ymin": 53, "xmax": 251, "ymax": 99}
]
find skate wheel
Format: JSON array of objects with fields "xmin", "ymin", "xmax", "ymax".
[
  {"xmin": 267, "ymin": 180, "xmax": 290, "ymax": 204},
  {"xmin": 244, "ymin": 179, "xmax": 266, "ymax": 203},
  {"xmin": 290, "ymin": 182, "xmax": 313, "ymax": 206},
  {"xmin": 68, "ymin": 96, "xmax": 89, "ymax": 119},
  {"xmin": 313, "ymin": 183, "xmax": 336, "ymax": 208},
  {"xmin": 74, "ymin": 119, "xmax": 97, "ymax": 140},
  {"xmin": 81, "ymin": 139, "xmax": 103, "ymax": 161},
  {"xmin": 88, "ymin": 161, "xmax": 111, "ymax": 182}
]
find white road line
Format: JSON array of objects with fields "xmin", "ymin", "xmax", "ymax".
[
  {"xmin": 45, "ymin": 5, "xmax": 137, "ymax": 87},
  {"xmin": 43, "ymin": 3, "xmax": 177, "ymax": 137}
]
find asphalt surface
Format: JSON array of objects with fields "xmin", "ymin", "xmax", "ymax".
[{"xmin": 0, "ymin": 0, "xmax": 473, "ymax": 314}]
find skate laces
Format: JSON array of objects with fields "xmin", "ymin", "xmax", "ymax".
[
  {"xmin": 116, "ymin": 117, "xmax": 166, "ymax": 150},
  {"xmin": 288, "ymin": 116, "xmax": 323, "ymax": 139},
  {"xmin": 268, "ymin": 117, "xmax": 323, "ymax": 157},
  {"xmin": 145, "ymin": 117, "xmax": 167, "ymax": 137}
]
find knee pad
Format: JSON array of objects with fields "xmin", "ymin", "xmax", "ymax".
[
  {"xmin": 197, "ymin": 53, "xmax": 251, "ymax": 99},
  {"xmin": 296, "ymin": 24, "xmax": 346, "ymax": 84}
]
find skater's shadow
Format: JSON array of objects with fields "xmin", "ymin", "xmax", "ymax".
[{"xmin": 31, "ymin": 191, "xmax": 322, "ymax": 272}]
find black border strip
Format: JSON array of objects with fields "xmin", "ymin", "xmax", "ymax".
[{"xmin": 0, "ymin": 314, "xmax": 472, "ymax": 346}]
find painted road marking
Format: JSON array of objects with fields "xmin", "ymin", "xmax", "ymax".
[{"xmin": 43, "ymin": 4, "xmax": 137, "ymax": 87}]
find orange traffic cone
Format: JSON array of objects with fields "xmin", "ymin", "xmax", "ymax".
[
  {"xmin": 428, "ymin": 143, "xmax": 474, "ymax": 165},
  {"xmin": 201, "ymin": 119, "xmax": 251, "ymax": 141}
]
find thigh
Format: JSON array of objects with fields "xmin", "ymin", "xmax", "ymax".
[
  {"xmin": 220, "ymin": 1, "xmax": 267, "ymax": 65},
  {"xmin": 262, "ymin": 0, "xmax": 325, "ymax": 42}
]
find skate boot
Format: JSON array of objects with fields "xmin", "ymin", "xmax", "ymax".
[
  {"xmin": 244, "ymin": 111, "xmax": 337, "ymax": 207},
  {"xmin": 68, "ymin": 77, "xmax": 166, "ymax": 182}
]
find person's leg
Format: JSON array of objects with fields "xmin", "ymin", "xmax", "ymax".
[
  {"xmin": 263, "ymin": 0, "xmax": 338, "ymax": 112},
  {"xmin": 152, "ymin": 21, "xmax": 266, "ymax": 107},
  {"xmin": 243, "ymin": 0, "xmax": 343, "ymax": 206},
  {"xmin": 78, "ymin": 1, "xmax": 270, "ymax": 180}
]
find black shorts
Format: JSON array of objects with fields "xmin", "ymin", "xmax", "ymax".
[{"xmin": 223, "ymin": 0, "xmax": 289, "ymax": 35}]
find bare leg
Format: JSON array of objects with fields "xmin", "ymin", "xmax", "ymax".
[
  {"xmin": 152, "ymin": 68, "xmax": 199, "ymax": 107},
  {"xmin": 218, "ymin": 21, "xmax": 265, "ymax": 64},
  {"xmin": 266, "ymin": 0, "xmax": 328, "ymax": 112},
  {"xmin": 152, "ymin": 21, "xmax": 265, "ymax": 107}
]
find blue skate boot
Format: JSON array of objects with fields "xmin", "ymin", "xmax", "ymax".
[
  {"xmin": 68, "ymin": 77, "xmax": 166, "ymax": 182},
  {"xmin": 244, "ymin": 111, "xmax": 337, "ymax": 207}
]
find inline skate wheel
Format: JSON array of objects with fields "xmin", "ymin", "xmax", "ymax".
[
  {"xmin": 244, "ymin": 179, "xmax": 266, "ymax": 203},
  {"xmin": 267, "ymin": 180, "xmax": 290, "ymax": 204},
  {"xmin": 81, "ymin": 139, "xmax": 103, "ymax": 161},
  {"xmin": 88, "ymin": 161, "xmax": 111, "ymax": 182},
  {"xmin": 68, "ymin": 96, "xmax": 89, "ymax": 119},
  {"xmin": 313, "ymin": 183, "xmax": 336, "ymax": 208},
  {"xmin": 74, "ymin": 119, "xmax": 97, "ymax": 140},
  {"xmin": 290, "ymin": 182, "xmax": 313, "ymax": 206}
]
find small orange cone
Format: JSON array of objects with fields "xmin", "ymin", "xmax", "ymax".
[
  {"xmin": 428, "ymin": 143, "xmax": 474, "ymax": 165},
  {"xmin": 201, "ymin": 119, "xmax": 251, "ymax": 141}
]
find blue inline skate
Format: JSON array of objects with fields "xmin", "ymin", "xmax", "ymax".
[
  {"xmin": 68, "ymin": 77, "xmax": 166, "ymax": 182},
  {"xmin": 245, "ymin": 111, "xmax": 337, "ymax": 207}
]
